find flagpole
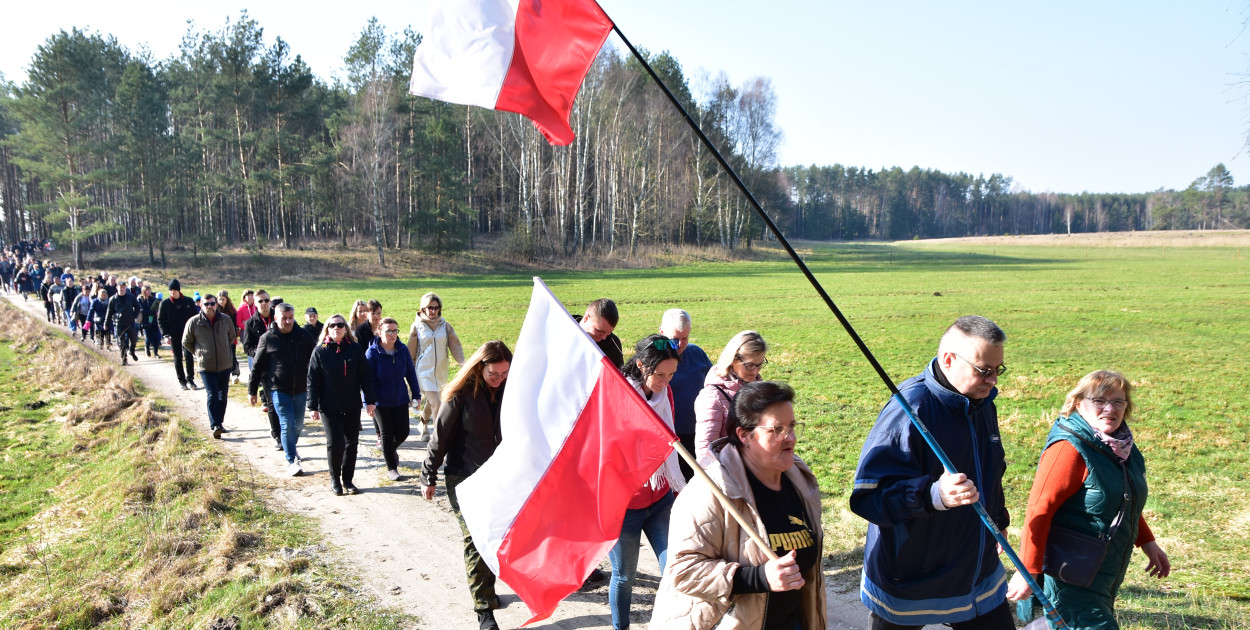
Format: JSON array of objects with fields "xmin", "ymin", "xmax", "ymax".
[
  {"xmin": 603, "ymin": 11, "xmax": 1069, "ymax": 629},
  {"xmin": 671, "ymin": 440, "xmax": 779, "ymax": 561}
]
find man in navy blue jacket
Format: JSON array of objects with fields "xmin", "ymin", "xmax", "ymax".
[{"xmin": 851, "ymin": 315, "xmax": 1012, "ymax": 630}]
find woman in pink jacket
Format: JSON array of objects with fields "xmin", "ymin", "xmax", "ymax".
[{"xmin": 693, "ymin": 330, "xmax": 769, "ymax": 464}]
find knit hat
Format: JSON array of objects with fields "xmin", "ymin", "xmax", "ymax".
[
  {"xmin": 193, "ymin": 292, "xmax": 201, "ymax": 301},
  {"xmin": 168, "ymin": 279, "xmax": 181, "ymax": 291}
]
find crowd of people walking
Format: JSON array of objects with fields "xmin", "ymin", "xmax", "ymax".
[{"xmin": 2, "ymin": 244, "xmax": 1173, "ymax": 630}]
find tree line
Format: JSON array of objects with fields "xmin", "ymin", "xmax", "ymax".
[{"xmin": 1, "ymin": 13, "xmax": 1247, "ymax": 269}]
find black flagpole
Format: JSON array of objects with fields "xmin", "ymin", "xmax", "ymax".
[{"xmin": 602, "ymin": 13, "xmax": 1069, "ymax": 629}]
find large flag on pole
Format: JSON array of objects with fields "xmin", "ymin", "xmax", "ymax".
[
  {"xmin": 456, "ymin": 277, "xmax": 677, "ymax": 625},
  {"xmin": 410, "ymin": 0, "xmax": 613, "ymax": 146}
]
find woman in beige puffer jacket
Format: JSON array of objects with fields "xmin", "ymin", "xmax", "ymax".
[{"xmin": 652, "ymin": 381, "xmax": 826, "ymax": 630}]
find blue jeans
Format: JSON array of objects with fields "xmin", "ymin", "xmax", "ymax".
[
  {"xmin": 270, "ymin": 390, "xmax": 307, "ymax": 464},
  {"xmin": 199, "ymin": 369, "xmax": 231, "ymax": 429},
  {"xmin": 608, "ymin": 490, "xmax": 674, "ymax": 630}
]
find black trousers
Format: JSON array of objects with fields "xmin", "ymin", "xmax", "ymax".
[
  {"xmin": 171, "ymin": 340, "xmax": 195, "ymax": 385},
  {"xmin": 116, "ymin": 324, "xmax": 136, "ymax": 358},
  {"xmin": 869, "ymin": 601, "xmax": 1013, "ymax": 630},
  {"xmin": 374, "ymin": 406, "xmax": 411, "ymax": 470},
  {"xmin": 320, "ymin": 410, "xmax": 361, "ymax": 485}
]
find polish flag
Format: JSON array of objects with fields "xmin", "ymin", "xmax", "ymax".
[
  {"xmin": 456, "ymin": 277, "xmax": 677, "ymax": 624},
  {"xmin": 410, "ymin": 0, "xmax": 613, "ymax": 146}
]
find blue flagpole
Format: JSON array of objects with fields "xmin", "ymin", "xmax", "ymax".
[{"xmin": 602, "ymin": 8, "xmax": 1068, "ymax": 629}]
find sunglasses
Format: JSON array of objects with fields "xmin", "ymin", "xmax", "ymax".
[
  {"xmin": 203, "ymin": 301, "xmax": 217, "ymax": 307},
  {"xmin": 327, "ymin": 322, "xmax": 347, "ymax": 329},
  {"xmin": 651, "ymin": 338, "xmax": 679, "ymax": 351},
  {"xmin": 257, "ymin": 299, "xmax": 270, "ymax": 303}
]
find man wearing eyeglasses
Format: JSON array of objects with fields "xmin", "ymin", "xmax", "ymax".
[
  {"xmin": 851, "ymin": 315, "xmax": 1014, "ymax": 630},
  {"xmin": 242, "ymin": 289, "xmax": 282, "ymax": 449},
  {"xmin": 182, "ymin": 293, "xmax": 238, "ymax": 439}
]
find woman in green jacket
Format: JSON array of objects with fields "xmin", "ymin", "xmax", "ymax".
[{"xmin": 1007, "ymin": 370, "xmax": 1171, "ymax": 629}]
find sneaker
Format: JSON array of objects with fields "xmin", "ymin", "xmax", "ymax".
[
  {"xmin": 344, "ymin": 483, "xmax": 360, "ymax": 495},
  {"xmin": 262, "ymin": 406, "xmax": 268, "ymax": 413},
  {"xmin": 180, "ymin": 383, "xmax": 189, "ymax": 391},
  {"xmin": 387, "ymin": 469, "xmax": 401, "ymax": 481},
  {"xmin": 331, "ymin": 481, "xmax": 344, "ymax": 496},
  {"xmin": 213, "ymin": 426, "xmax": 223, "ymax": 439},
  {"xmin": 154, "ymin": 352, "xmax": 161, "ymax": 359},
  {"xmin": 188, "ymin": 381, "xmax": 199, "ymax": 390},
  {"xmin": 274, "ymin": 441, "xmax": 284, "ymax": 451},
  {"xmin": 376, "ymin": 437, "xmax": 383, "ymax": 450},
  {"xmin": 288, "ymin": 462, "xmax": 303, "ymax": 477},
  {"xmin": 477, "ymin": 610, "xmax": 500, "ymax": 630}
]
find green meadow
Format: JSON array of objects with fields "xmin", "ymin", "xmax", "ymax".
[{"xmin": 217, "ymin": 236, "xmax": 1248, "ymax": 628}]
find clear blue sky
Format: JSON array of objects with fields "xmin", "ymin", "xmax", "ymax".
[{"xmin": 3, "ymin": 0, "xmax": 1247, "ymax": 193}]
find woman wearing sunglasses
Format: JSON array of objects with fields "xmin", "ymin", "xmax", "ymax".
[
  {"xmin": 652, "ymin": 380, "xmax": 825, "ymax": 630},
  {"xmin": 694, "ymin": 330, "xmax": 769, "ymax": 464},
  {"xmin": 608, "ymin": 334, "xmax": 685, "ymax": 630},
  {"xmin": 308, "ymin": 313, "xmax": 377, "ymax": 496}
]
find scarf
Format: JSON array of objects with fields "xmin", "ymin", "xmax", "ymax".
[
  {"xmin": 419, "ymin": 313, "xmax": 443, "ymax": 328},
  {"xmin": 1093, "ymin": 421, "xmax": 1134, "ymax": 462},
  {"xmin": 631, "ymin": 378, "xmax": 687, "ymax": 495}
]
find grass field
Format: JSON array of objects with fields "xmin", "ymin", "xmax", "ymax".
[
  {"xmin": 84, "ymin": 233, "xmax": 1250, "ymax": 627},
  {"xmin": 0, "ymin": 301, "xmax": 407, "ymax": 629}
]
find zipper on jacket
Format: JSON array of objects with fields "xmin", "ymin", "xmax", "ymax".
[{"xmin": 965, "ymin": 404, "xmax": 986, "ymax": 608}]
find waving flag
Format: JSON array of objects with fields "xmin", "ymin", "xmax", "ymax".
[
  {"xmin": 410, "ymin": 0, "xmax": 613, "ymax": 145},
  {"xmin": 456, "ymin": 277, "xmax": 676, "ymax": 624}
]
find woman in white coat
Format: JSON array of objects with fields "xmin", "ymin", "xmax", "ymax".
[{"xmin": 407, "ymin": 292, "xmax": 464, "ymax": 439}]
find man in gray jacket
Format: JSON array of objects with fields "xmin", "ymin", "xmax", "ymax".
[{"xmin": 183, "ymin": 294, "xmax": 238, "ymax": 438}]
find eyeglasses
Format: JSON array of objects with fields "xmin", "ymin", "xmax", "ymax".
[
  {"xmin": 1087, "ymin": 397, "xmax": 1127, "ymax": 411},
  {"xmin": 652, "ymin": 338, "xmax": 679, "ymax": 351},
  {"xmin": 736, "ymin": 356, "xmax": 769, "ymax": 371},
  {"xmin": 753, "ymin": 422, "xmax": 805, "ymax": 439},
  {"xmin": 327, "ymin": 322, "xmax": 346, "ymax": 329},
  {"xmin": 382, "ymin": 328, "xmax": 400, "ymax": 335},
  {"xmin": 257, "ymin": 299, "xmax": 270, "ymax": 303},
  {"xmin": 954, "ymin": 353, "xmax": 1007, "ymax": 378}
]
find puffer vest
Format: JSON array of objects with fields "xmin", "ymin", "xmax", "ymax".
[{"xmin": 1045, "ymin": 412, "xmax": 1147, "ymax": 598}]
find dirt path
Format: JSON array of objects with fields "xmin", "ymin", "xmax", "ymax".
[{"xmin": 4, "ymin": 292, "xmax": 870, "ymax": 630}]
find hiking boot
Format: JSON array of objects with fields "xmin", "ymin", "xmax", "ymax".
[{"xmin": 477, "ymin": 610, "xmax": 500, "ymax": 630}]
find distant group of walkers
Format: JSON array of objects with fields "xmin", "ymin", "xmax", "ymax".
[{"xmin": 5, "ymin": 255, "xmax": 1172, "ymax": 630}]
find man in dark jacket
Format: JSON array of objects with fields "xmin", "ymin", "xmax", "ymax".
[
  {"xmin": 576, "ymin": 298, "xmax": 623, "ymax": 369},
  {"xmin": 105, "ymin": 283, "xmax": 141, "ymax": 365},
  {"xmin": 60, "ymin": 277, "xmax": 81, "ymax": 334},
  {"xmin": 158, "ymin": 279, "xmax": 199, "ymax": 389},
  {"xmin": 249, "ymin": 303, "xmax": 315, "ymax": 476},
  {"xmin": 242, "ymin": 289, "xmax": 281, "ymax": 445},
  {"xmin": 850, "ymin": 315, "xmax": 1012, "ymax": 630}
]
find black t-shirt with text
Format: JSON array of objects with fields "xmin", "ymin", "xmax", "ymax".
[{"xmin": 731, "ymin": 467, "xmax": 818, "ymax": 630}]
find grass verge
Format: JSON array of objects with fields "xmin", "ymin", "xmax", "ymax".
[{"xmin": 0, "ymin": 299, "xmax": 410, "ymax": 629}]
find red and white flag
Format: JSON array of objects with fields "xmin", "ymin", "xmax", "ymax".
[
  {"xmin": 456, "ymin": 277, "xmax": 677, "ymax": 625},
  {"xmin": 409, "ymin": 0, "xmax": 613, "ymax": 146}
]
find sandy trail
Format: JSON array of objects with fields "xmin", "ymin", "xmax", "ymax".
[{"xmin": 4, "ymin": 292, "xmax": 870, "ymax": 629}]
